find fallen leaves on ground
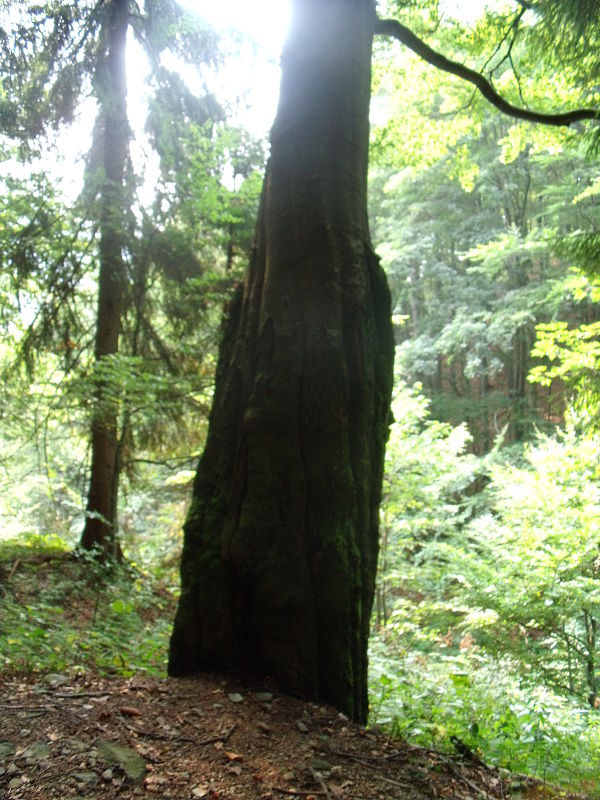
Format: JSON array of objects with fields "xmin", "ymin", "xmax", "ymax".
[{"xmin": 0, "ymin": 672, "xmax": 588, "ymax": 800}]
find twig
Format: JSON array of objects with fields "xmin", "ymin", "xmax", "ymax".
[
  {"xmin": 331, "ymin": 750, "xmax": 414, "ymax": 789},
  {"xmin": 332, "ymin": 750, "xmax": 382, "ymax": 767},
  {"xmin": 309, "ymin": 767, "xmax": 333, "ymax": 800},
  {"xmin": 481, "ymin": 8, "xmax": 525, "ymax": 77},
  {"xmin": 113, "ymin": 713, "xmax": 197, "ymax": 743},
  {"xmin": 132, "ymin": 727, "xmax": 196, "ymax": 744},
  {"xmin": 7, "ymin": 552, "xmax": 75, "ymax": 578},
  {"xmin": 198, "ymin": 721, "xmax": 238, "ymax": 746},
  {"xmin": 446, "ymin": 761, "xmax": 494, "ymax": 800},
  {"xmin": 272, "ymin": 788, "xmax": 326, "ymax": 798},
  {"xmin": 369, "ymin": 773, "xmax": 412, "ymax": 790},
  {"xmin": 409, "ymin": 744, "xmax": 495, "ymax": 800},
  {"xmin": 52, "ymin": 691, "xmax": 111, "ymax": 699},
  {"xmin": 7, "ymin": 559, "xmax": 20, "ymax": 581},
  {"xmin": 118, "ymin": 717, "xmax": 238, "ymax": 746},
  {"xmin": 332, "ymin": 747, "xmax": 407, "ymax": 763}
]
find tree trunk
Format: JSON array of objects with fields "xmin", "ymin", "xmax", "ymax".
[
  {"xmin": 80, "ymin": 0, "xmax": 130, "ymax": 560},
  {"xmin": 169, "ymin": 0, "xmax": 395, "ymax": 724}
]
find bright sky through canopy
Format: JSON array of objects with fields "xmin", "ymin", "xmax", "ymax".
[
  {"xmin": 173, "ymin": 0, "xmax": 292, "ymax": 137},
  {"xmin": 177, "ymin": 0, "xmax": 291, "ymax": 57}
]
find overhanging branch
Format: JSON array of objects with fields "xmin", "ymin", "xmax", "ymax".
[{"xmin": 375, "ymin": 17, "xmax": 599, "ymax": 127}]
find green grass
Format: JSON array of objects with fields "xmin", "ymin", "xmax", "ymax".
[{"xmin": 0, "ymin": 533, "xmax": 177, "ymax": 678}]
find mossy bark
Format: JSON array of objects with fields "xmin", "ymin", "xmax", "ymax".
[{"xmin": 169, "ymin": 0, "xmax": 394, "ymax": 724}]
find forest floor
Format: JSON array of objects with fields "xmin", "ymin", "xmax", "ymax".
[
  {"xmin": 0, "ymin": 546, "xmax": 590, "ymax": 800},
  {"xmin": 0, "ymin": 669, "xmax": 584, "ymax": 800}
]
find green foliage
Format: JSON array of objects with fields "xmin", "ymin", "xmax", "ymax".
[
  {"xmin": 369, "ymin": 643, "xmax": 600, "ymax": 794},
  {"xmin": 372, "ymin": 0, "xmax": 600, "ymax": 450},
  {"xmin": 371, "ymin": 107, "xmax": 600, "ymax": 448},
  {"xmin": 457, "ymin": 428, "xmax": 600, "ymax": 704},
  {"xmin": 376, "ymin": 379, "xmax": 481, "ymax": 625},
  {"xmin": 529, "ymin": 280, "xmax": 600, "ymax": 430},
  {"xmin": 0, "ymin": 1, "xmax": 220, "ymax": 147},
  {"xmin": 0, "ymin": 1, "xmax": 266, "ymax": 556},
  {"xmin": 527, "ymin": 0, "xmax": 600, "ymax": 99},
  {"xmin": 374, "ymin": 379, "xmax": 600, "ymax": 795},
  {"xmin": 0, "ymin": 534, "xmax": 175, "ymax": 677},
  {"xmin": 0, "ymin": 170, "xmax": 95, "ymax": 373},
  {"xmin": 371, "ymin": 12, "xmax": 600, "ymax": 788}
]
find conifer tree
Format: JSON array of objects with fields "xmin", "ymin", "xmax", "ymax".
[{"xmin": 0, "ymin": 0, "xmax": 222, "ymax": 558}]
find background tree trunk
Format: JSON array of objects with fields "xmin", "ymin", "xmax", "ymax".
[
  {"xmin": 169, "ymin": 0, "xmax": 395, "ymax": 723},
  {"xmin": 80, "ymin": 0, "xmax": 130, "ymax": 559}
]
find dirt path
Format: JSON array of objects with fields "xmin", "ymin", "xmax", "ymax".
[{"xmin": 0, "ymin": 672, "xmax": 536, "ymax": 800}]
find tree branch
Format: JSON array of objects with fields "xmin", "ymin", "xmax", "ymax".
[
  {"xmin": 374, "ymin": 17, "xmax": 599, "ymax": 127},
  {"xmin": 480, "ymin": 7, "xmax": 525, "ymax": 78}
]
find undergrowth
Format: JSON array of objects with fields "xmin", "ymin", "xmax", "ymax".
[
  {"xmin": 0, "ymin": 533, "xmax": 176, "ymax": 678},
  {"xmin": 2, "ymin": 533, "xmax": 598, "ymax": 800},
  {"xmin": 369, "ymin": 635, "xmax": 600, "ymax": 799}
]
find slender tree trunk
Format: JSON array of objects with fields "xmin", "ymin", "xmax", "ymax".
[
  {"xmin": 584, "ymin": 611, "xmax": 598, "ymax": 708},
  {"xmin": 80, "ymin": 0, "xmax": 130, "ymax": 560},
  {"xmin": 169, "ymin": 0, "xmax": 394, "ymax": 723},
  {"xmin": 376, "ymin": 511, "xmax": 390, "ymax": 628}
]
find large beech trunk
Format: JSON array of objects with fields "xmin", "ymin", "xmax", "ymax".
[
  {"xmin": 169, "ymin": 0, "xmax": 394, "ymax": 723},
  {"xmin": 80, "ymin": 0, "xmax": 130, "ymax": 559}
]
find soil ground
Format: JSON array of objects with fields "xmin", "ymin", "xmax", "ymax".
[{"xmin": 0, "ymin": 670, "xmax": 572, "ymax": 800}]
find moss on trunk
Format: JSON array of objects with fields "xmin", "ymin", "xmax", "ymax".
[{"xmin": 169, "ymin": 0, "xmax": 394, "ymax": 723}]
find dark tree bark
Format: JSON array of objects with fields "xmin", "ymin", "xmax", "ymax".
[
  {"xmin": 80, "ymin": 0, "xmax": 130, "ymax": 560},
  {"xmin": 169, "ymin": 0, "xmax": 395, "ymax": 723}
]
